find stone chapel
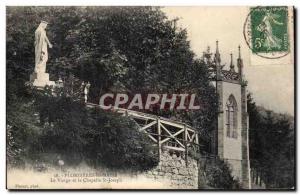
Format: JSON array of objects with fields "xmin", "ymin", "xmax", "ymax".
[{"xmin": 202, "ymin": 41, "xmax": 251, "ymax": 189}]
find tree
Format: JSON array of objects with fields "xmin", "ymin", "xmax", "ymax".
[
  {"xmin": 66, "ymin": 7, "xmax": 217, "ymax": 135},
  {"xmin": 247, "ymin": 93, "xmax": 295, "ymax": 189},
  {"xmin": 7, "ymin": 6, "xmax": 217, "ymax": 147},
  {"xmin": 6, "ymin": 7, "xmax": 217, "ymax": 168}
]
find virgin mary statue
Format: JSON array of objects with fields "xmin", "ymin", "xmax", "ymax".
[{"xmin": 34, "ymin": 21, "xmax": 52, "ymax": 73}]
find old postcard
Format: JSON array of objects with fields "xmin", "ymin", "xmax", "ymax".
[{"xmin": 6, "ymin": 6, "xmax": 295, "ymax": 190}]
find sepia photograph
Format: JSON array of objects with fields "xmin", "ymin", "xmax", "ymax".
[{"xmin": 6, "ymin": 6, "xmax": 295, "ymax": 190}]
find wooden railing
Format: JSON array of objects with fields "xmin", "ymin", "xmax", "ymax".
[{"xmin": 86, "ymin": 103, "xmax": 200, "ymax": 165}]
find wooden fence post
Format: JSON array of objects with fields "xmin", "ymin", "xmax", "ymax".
[
  {"xmin": 184, "ymin": 124, "xmax": 188, "ymax": 167},
  {"xmin": 196, "ymin": 133, "xmax": 199, "ymax": 152},
  {"xmin": 157, "ymin": 117, "xmax": 161, "ymax": 160}
]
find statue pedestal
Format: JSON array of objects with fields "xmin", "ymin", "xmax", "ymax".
[{"xmin": 30, "ymin": 72, "xmax": 55, "ymax": 88}]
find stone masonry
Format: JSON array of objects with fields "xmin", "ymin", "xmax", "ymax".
[{"xmin": 142, "ymin": 150, "xmax": 198, "ymax": 189}]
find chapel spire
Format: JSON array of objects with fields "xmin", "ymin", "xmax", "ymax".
[
  {"xmin": 230, "ymin": 53, "xmax": 235, "ymax": 72},
  {"xmin": 215, "ymin": 40, "xmax": 221, "ymax": 65},
  {"xmin": 215, "ymin": 40, "xmax": 222, "ymax": 80},
  {"xmin": 237, "ymin": 45, "xmax": 244, "ymax": 80}
]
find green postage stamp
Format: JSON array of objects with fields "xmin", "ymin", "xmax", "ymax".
[{"xmin": 250, "ymin": 6, "xmax": 289, "ymax": 53}]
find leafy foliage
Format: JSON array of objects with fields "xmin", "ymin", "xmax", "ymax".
[
  {"xmin": 67, "ymin": 7, "xmax": 218, "ymax": 134},
  {"xmin": 85, "ymin": 108, "xmax": 159, "ymax": 170},
  {"xmin": 6, "ymin": 6, "xmax": 217, "ymax": 136},
  {"xmin": 205, "ymin": 158, "xmax": 240, "ymax": 189},
  {"xmin": 7, "ymin": 125, "xmax": 25, "ymax": 167},
  {"xmin": 32, "ymin": 88, "xmax": 158, "ymax": 170},
  {"xmin": 248, "ymin": 93, "xmax": 295, "ymax": 188},
  {"xmin": 6, "ymin": 85, "xmax": 41, "ymax": 167},
  {"xmin": 190, "ymin": 150, "xmax": 240, "ymax": 189},
  {"xmin": 6, "ymin": 6, "xmax": 216, "ymax": 169}
]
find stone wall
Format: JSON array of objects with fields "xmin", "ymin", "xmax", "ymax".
[{"xmin": 142, "ymin": 150, "xmax": 198, "ymax": 189}]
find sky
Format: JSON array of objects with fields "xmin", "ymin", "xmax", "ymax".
[{"xmin": 163, "ymin": 7, "xmax": 294, "ymax": 115}]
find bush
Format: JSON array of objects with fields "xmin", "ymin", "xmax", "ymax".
[
  {"xmin": 32, "ymin": 93, "xmax": 89, "ymax": 166},
  {"xmin": 85, "ymin": 108, "xmax": 159, "ymax": 171},
  {"xmin": 33, "ymin": 90, "xmax": 158, "ymax": 171},
  {"xmin": 7, "ymin": 86, "xmax": 42, "ymax": 167},
  {"xmin": 205, "ymin": 158, "xmax": 241, "ymax": 189}
]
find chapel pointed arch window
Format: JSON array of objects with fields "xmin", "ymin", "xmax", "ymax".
[{"xmin": 226, "ymin": 95, "xmax": 238, "ymax": 138}]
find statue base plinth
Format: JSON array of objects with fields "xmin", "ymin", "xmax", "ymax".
[{"xmin": 30, "ymin": 72, "xmax": 55, "ymax": 88}]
